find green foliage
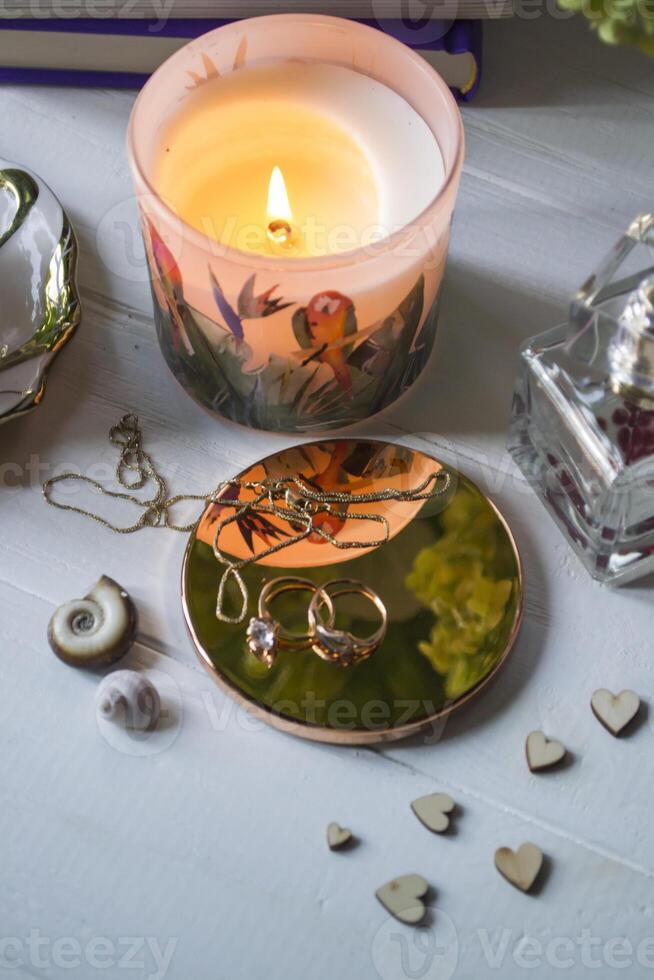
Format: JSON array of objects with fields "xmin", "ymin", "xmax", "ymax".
[
  {"xmin": 559, "ymin": 0, "xmax": 654, "ymax": 56},
  {"xmin": 291, "ymin": 307, "xmax": 313, "ymax": 350},
  {"xmin": 155, "ymin": 272, "xmax": 432, "ymax": 430}
]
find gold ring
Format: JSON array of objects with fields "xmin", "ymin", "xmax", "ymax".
[
  {"xmin": 308, "ymin": 579, "xmax": 387, "ymax": 667},
  {"xmin": 246, "ymin": 576, "xmax": 334, "ymax": 669}
]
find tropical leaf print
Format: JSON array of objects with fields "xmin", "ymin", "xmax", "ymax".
[
  {"xmin": 185, "ymin": 35, "xmax": 248, "ymax": 90},
  {"xmin": 144, "ymin": 215, "xmax": 439, "ymax": 431}
]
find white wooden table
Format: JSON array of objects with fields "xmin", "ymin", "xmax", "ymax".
[{"xmin": 2, "ymin": 14, "xmax": 654, "ymax": 980}]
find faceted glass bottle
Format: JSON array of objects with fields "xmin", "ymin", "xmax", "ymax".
[{"xmin": 508, "ymin": 214, "xmax": 654, "ymax": 585}]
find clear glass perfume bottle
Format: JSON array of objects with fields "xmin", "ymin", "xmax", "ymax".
[{"xmin": 508, "ymin": 214, "xmax": 654, "ymax": 585}]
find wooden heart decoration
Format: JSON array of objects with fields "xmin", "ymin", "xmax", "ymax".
[
  {"xmin": 525, "ymin": 731, "xmax": 566, "ymax": 772},
  {"xmin": 495, "ymin": 843, "xmax": 543, "ymax": 893},
  {"xmin": 326, "ymin": 822, "xmax": 352, "ymax": 850},
  {"xmin": 375, "ymin": 874, "xmax": 429, "ymax": 924},
  {"xmin": 591, "ymin": 689, "xmax": 640, "ymax": 736},
  {"xmin": 411, "ymin": 793, "xmax": 455, "ymax": 833}
]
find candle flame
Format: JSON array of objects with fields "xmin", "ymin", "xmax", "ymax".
[{"xmin": 267, "ymin": 166, "xmax": 293, "ymax": 222}]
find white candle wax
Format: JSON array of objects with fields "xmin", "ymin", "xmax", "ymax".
[{"xmin": 153, "ymin": 60, "xmax": 445, "ymax": 258}]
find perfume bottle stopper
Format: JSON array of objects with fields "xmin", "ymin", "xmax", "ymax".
[{"xmin": 609, "ymin": 275, "xmax": 654, "ymax": 401}]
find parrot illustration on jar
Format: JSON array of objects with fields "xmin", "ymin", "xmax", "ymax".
[{"xmin": 292, "ymin": 291, "xmax": 358, "ymax": 397}]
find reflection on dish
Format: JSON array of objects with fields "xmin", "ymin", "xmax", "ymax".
[
  {"xmin": 195, "ymin": 439, "xmax": 444, "ymax": 568},
  {"xmin": 183, "ymin": 439, "xmax": 523, "ymax": 744},
  {"xmin": 407, "ymin": 488, "xmax": 515, "ymax": 699}
]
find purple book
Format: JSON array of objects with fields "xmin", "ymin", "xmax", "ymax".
[{"xmin": 0, "ymin": 17, "xmax": 481, "ymax": 99}]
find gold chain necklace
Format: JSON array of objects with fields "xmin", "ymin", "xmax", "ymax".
[{"xmin": 43, "ymin": 414, "xmax": 451, "ymax": 624}]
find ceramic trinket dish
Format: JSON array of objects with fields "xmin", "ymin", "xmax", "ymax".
[{"xmin": 0, "ymin": 159, "xmax": 81, "ymax": 424}]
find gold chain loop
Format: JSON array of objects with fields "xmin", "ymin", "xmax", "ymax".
[{"xmin": 43, "ymin": 414, "xmax": 451, "ymax": 624}]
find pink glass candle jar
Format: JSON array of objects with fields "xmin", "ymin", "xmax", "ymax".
[{"xmin": 127, "ymin": 14, "xmax": 464, "ymax": 432}]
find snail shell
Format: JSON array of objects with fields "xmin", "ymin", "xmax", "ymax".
[
  {"xmin": 96, "ymin": 670, "xmax": 161, "ymax": 731},
  {"xmin": 48, "ymin": 575, "xmax": 137, "ymax": 668}
]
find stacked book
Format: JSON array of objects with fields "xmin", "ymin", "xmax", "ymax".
[{"xmin": 0, "ymin": 0, "xmax": 514, "ymax": 97}]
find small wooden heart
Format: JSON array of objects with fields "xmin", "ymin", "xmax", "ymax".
[
  {"xmin": 375, "ymin": 874, "xmax": 429, "ymax": 924},
  {"xmin": 495, "ymin": 843, "xmax": 543, "ymax": 893},
  {"xmin": 411, "ymin": 793, "xmax": 455, "ymax": 833},
  {"xmin": 525, "ymin": 731, "xmax": 566, "ymax": 772},
  {"xmin": 326, "ymin": 822, "xmax": 352, "ymax": 851},
  {"xmin": 591, "ymin": 689, "xmax": 640, "ymax": 736}
]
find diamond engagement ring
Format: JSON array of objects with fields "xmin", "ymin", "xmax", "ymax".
[{"xmin": 246, "ymin": 576, "xmax": 335, "ymax": 669}]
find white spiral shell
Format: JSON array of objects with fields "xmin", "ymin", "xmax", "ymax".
[
  {"xmin": 48, "ymin": 576, "xmax": 137, "ymax": 667},
  {"xmin": 95, "ymin": 670, "xmax": 161, "ymax": 731}
]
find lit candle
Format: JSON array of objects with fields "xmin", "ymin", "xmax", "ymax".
[
  {"xmin": 151, "ymin": 60, "xmax": 444, "ymax": 259},
  {"xmin": 128, "ymin": 15, "xmax": 463, "ymax": 432},
  {"xmin": 266, "ymin": 166, "xmax": 296, "ymax": 252}
]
